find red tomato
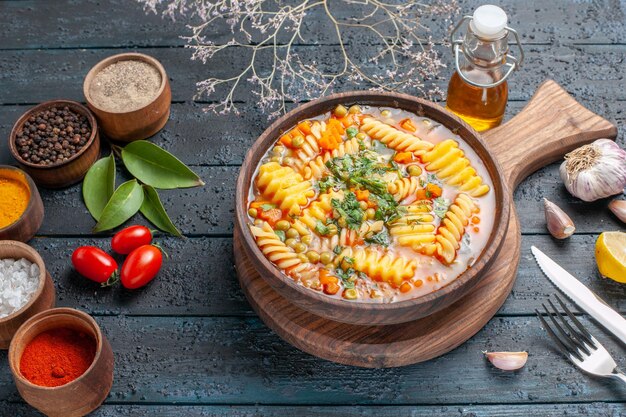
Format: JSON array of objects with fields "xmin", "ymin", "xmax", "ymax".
[
  {"xmin": 72, "ymin": 246, "xmax": 118, "ymax": 285},
  {"xmin": 111, "ymin": 225, "xmax": 153, "ymax": 255},
  {"xmin": 120, "ymin": 245, "xmax": 163, "ymax": 289}
]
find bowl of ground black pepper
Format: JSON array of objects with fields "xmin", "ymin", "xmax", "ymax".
[
  {"xmin": 9, "ymin": 100, "xmax": 101, "ymax": 188},
  {"xmin": 9, "ymin": 308, "xmax": 114, "ymax": 417},
  {"xmin": 83, "ymin": 52, "xmax": 171, "ymax": 141}
]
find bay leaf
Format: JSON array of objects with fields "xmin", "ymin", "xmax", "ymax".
[
  {"xmin": 121, "ymin": 141, "xmax": 204, "ymax": 189},
  {"xmin": 93, "ymin": 180, "xmax": 144, "ymax": 232},
  {"xmin": 140, "ymin": 185, "xmax": 182, "ymax": 237},
  {"xmin": 83, "ymin": 154, "xmax": 116, "ymax": 221}
]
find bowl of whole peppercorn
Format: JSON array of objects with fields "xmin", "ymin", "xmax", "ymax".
[{"xmin": 9, "ymin": 100, "xmax": 101, "ymax": 188}]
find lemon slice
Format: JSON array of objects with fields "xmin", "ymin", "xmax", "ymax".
[{"xmin": 595, "ymin": 231, "xmax": 626, "ymax": 283}]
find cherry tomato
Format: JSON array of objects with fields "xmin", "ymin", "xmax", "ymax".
[
  {"xmin": 72, "ymin": 246, "xmax": 118, "ymax": 286},
  {"xmin": 120, "ymin": 245, "xmax": 163, "ymax": 289},
  {"xmin": 111, "ymin": 225, "xmax": 153, "ymax": 255}
]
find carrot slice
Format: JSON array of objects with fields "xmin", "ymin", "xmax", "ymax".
[
  {"xmin": 393, "ymin": 151, "xmax": 414, "ymax": 164},
  {"xmin": 400, "ymin": 118, "xmax": 417, "ymax": 132},
  {"xmin": 257, "ymin": 208, "xmax": 282, "ymax": 226}
]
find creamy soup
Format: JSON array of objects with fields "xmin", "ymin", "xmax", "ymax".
[{"xmin": 247, "ymin": 104, "xmax": 495, "ymax": 303}]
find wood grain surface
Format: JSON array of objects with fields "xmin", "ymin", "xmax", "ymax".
[{"xmin": 0, "ymin": 0, "xmax": 624, "ymax": 414}]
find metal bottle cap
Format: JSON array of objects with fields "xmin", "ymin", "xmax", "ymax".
[{"xmin": 471, "ymin": 5, "xmax": 508, "ymax": 39}]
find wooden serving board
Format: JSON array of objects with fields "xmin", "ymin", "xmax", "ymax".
[{"xmin": 234, "ymin": 80, "xmax": 617, "ymax": 368}]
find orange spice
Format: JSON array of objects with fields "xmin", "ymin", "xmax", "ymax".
[{"xmin": 0, "ymin": 173, "xmax": 29, "ymax": 229}]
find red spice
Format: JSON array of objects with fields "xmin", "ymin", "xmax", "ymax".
[{"xmin": 19, "ymin": 327, "xmax": 96, "ymax": 387}]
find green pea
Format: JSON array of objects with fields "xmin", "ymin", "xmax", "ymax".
[
  {"xmin": 248, "ymin": 208, "xmax": 258, "ymax": 218},
  {"xmin": 273, "ymin": 145, "xmax": 285, "ymax": 155},
  {"xmin": 408, "ymin": 165, "xmax": 422, "ymax": 176},
  {"xmin": 338, "ymin": 217, "xmax": 347, "ymax": 228},
  {"xmin": 343, "ymin": 288, "xmax": 358, "ymax": 300},
  {"xmin": 286, "ymin": 228, "xmax": 300, "ymax": 239},
  {"xmin": 320, "ymin": 252, "xmax": 333, "ymax": 265},
  {"xmin": 254, "ymin": 219, "xmax": 264, "ymax": 226},
  {"xmin": 301, "ymin": 235, "xmax": 313, "ymax": 245},
  {"xmin": 275, "ymin": 220, "xmax": 290, "ymax": 231},
  {"xmin": 356, "ymin": 132, "xmax": 367, "ymax": 140},
  {"xmin": 334, "ymin": 105, "xmax": 348, "ymax": 118},
  {"xmin": 359, "ymin": 201, "xmax": 368, "ymax": 211},
  {"xmin": 285, "ymin": 238, "xmax": 298, "ymax": 248},
  {"xmin": 327, "ymin": 224, "xmax": 338, "ymax": 236},
  {"xmin": 366, "ymin": 208, "xmax": 376, "ymax": 220},
  {"xmin": 306, "ymin": 251, "xmax": 320, "ymax": 263},
  {"xmin": 291, "ymin": 135, "xmax": 305, "ymax": 148},
  {"xmin": 294, "ymin": 243, "xmax": 307, "ymax": 253},
  {"xmin": 348, "ymin": 105, "xmax": 361, "ymax": 114},
  {"xmin": 381, "ymin": 109, "xmax": 392, "ymax": 118}
]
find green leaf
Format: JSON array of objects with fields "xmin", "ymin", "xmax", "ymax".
[
  {"xmin": 93, "ymin": 180, "xmax": 144, "ymax": 232},
  {"xmin": 139, "ymin": 185, "xmax": 182, "ymax": 237},
  {"xmin": 121, "ymin": 141, "xmax": 204, "ymax": 189},
  {"xmin": 82, "ymin": 154, "xmax": 116, "ymax": 221}
]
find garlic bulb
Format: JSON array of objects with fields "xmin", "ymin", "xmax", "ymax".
[
  {"xmin": 559, "ymin": 139, "xmax": 626, "ymax": 202},
  {"xmin": 544, "ymin": 198, "xmax": 575, "ymax": 239},
  {"xmin": 484, "ymin": 351, "xmax": 528, "ymax": 371}
]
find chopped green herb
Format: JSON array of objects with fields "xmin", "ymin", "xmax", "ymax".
[
  {"xmin": 318, "ymin": 175, "xmax": 341, "ymax": 193},
  {"xmin": 315, "ymin": 220, "xmax": 331, "ymax": 235},
  {"xmin": 346, "ymin": 127, "xmax": 358, "ymax": 138},
  {"xmin": 335, "ymin": 266, "xmax": 356, "ymax": 289},
  {"xmin": 274, "ymin": 230, "xmax": 286, "ymax": 241},
  {"xmin": 331, "ymin": 192, "xmax": 365, "ymax": 230},
  {"xmin": 427, "ymin": 173, "xmax": 442, "ymax": 187},
  {"xmin": 333, "ymin": 245, "xmax": 344, "ymax": 255},
  {"xmin": 365, "ymin": 229, "xmax": 390, "ymax": 247},
  {"xmin": 433, "ymin": 197, "xmax": 449, "ymax": 219},
  {"xmin": 260, "ymin": 203, "xmax": 276, "ymax": 211}
]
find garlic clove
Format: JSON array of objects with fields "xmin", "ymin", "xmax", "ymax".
[
  {"xmin": 608, "ymin": 200, "xmax": 626, "ymax": 224},
  {"xmin": 484, "ymin": 351, "xmax": 528, "ymax": 371},
  {"xmin": 544, "ymin": 198, "xmax": 575, "ymax": 239}
]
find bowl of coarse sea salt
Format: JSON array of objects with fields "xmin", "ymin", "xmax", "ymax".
[{"xmin": 0, "ymin": 241, "xmax": 55, "ymax": 349}]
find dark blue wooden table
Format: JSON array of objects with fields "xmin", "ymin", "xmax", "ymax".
[{"xmin": 0, "ymin": 0, "xmax": 625, "ymax": 415}]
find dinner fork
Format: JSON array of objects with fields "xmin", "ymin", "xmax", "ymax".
[{"xmin": 536, "ymin": 294, "xmax": 626, "ymax": 386}]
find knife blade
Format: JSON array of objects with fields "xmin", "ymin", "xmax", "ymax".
[{"xmin": 531, "ymin": 246, "xmax": 626, "ymax": 346}]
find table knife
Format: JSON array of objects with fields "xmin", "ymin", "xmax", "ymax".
[{"xmin": 531, "ymin": 246, "xmax": 626, "ymax": 346}]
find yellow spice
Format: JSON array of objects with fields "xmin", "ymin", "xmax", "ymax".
[{"xmin": 0, "ymin": 175, "xmax": 30, "ymax": 229}]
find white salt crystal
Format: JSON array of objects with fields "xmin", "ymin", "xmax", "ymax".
[{"xmin": 0, "ymin": 258, "xmax": 41, "ymax": 319}]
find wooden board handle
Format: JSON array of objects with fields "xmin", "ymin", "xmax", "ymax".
[{"xmin": 483, "ymin": 79, "xmax": 617, "ymax": 189}]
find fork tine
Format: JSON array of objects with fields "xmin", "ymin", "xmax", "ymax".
[
  {"xmin": 536, "ymin": 309, "xmax": 580, "ymax": 360},
  {"xmin": 554, "ymin": 294, "xmax": 596, "ymax": 348},
  {"xmin": 547, "ymin": 298, "xmax": 591, "ymax": 355},
  {"xmin": 541, "ymin": 303, "xmax": 584, "ymax": 361}
]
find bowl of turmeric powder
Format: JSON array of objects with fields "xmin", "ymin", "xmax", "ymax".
[{"xmin": 0, "ymin": 166, "xmax": 44, "ymax": 243}]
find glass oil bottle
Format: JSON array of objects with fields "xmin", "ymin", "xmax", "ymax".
[{"xmin": 446, "ymin": 5, "xmax": 524, "ymax": 132}]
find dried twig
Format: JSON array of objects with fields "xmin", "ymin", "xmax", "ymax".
[{"xmin": 139, "ymin": 0, "xmax": 459, "ymax": 117}]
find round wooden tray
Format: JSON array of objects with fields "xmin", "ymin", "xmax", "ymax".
[{"xmin": 235, "ymin": 80, "xmax": 616, "ymax": 368}]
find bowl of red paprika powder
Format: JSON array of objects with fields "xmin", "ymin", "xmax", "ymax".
[{"xmin": 8, "ymin": 308, "xmax": 114, "ymax": 417}]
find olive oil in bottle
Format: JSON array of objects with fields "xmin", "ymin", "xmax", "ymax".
[{"xmin": 446, "ymin": 5, "xmax": 524, "ymax": 132}]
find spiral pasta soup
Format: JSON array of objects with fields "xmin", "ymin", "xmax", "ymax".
[{"xmin": 247, "ymin": 104, "xmax": 496, "ymax": 303}]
